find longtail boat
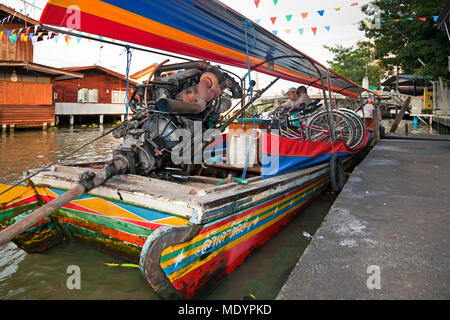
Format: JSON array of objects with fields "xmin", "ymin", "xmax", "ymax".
[{"xmin": 0, "ymin": 0, "xmax": 378, "ymax": 299}]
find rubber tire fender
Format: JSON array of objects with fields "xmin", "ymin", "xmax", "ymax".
[{"xmin": 330, "ymin": 153, "xmax": 345, "ymax": 193}]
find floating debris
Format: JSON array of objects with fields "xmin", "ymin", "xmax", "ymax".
[{"xmin": 302, "ymin": 231, "xmax": 312, "ymax": 239}]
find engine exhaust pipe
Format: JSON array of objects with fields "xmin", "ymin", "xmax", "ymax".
[{"xmin": 157, "ymin": 99, "xmax": 206, "ymax": 114}]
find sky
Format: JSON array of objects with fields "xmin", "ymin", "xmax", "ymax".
[{"xmin": 2, "ymin": 0, "xmax": 373, "ymax": 95}]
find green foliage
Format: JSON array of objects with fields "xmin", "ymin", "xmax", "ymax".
[
  {"xmin": 360, "ymin": 0, "xmax": 450, "ymax": 80},
  {"xmin": 324, "ymin": 41, "xmax": 385, "ymax": 88}
]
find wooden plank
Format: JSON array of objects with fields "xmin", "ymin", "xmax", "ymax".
[{"xmin": 390, "ymin": 97, "xmax": 411, "ymax": 133}]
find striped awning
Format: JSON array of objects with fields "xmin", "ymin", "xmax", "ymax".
[{"xmin": 40, "ymin": 0, "xmax": 377, "ymax": 99}]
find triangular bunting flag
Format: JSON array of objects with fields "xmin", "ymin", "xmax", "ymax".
[
  {"xmin": 0, "ymin": 31, "xmax": 3, "ymax": 42},
  {"xmin": 47, "ymin": 31, "xmax": 53, "ymax": 40},
  {"xmin": 273, "ymin": 0, "xmax": 278, "ymax": 5},
  {"xmin": 20, "ymin": 34, "xmax": 25, "ymax": 41},
  {"xmin": 301, "ymin": 12, "xmax": 308, "ymax": 19},
  {"xmin": 418, "ymin": 17, "xmax": 426, "ymax": 22},
  {"xmin": 29, "ymin": 33, "xmax": 34, "ymax": 43},
  {"xmin": 405, "ymin": 17, "xmax": 413, "ymax": 21},
  {"xmin": 54, "ymin": 34, "xmax": 59, "ymax": 43},
  {"xmin": 317, "ymin": 10, "xmax": 325, "ymax": 16},
  {"xmin": 285, "ymin": 29, "xmax": 291, "ymax": 34},
  {"xmin": 34, "ymin": 25, "xmax": 38, "ymax": 34},
  {"xmin": 286, "ymin": 14, "xmax": 293, "ymax": 22},
  {"xmin": 24, "ymin": 35, "xmax": 29, "ymax": 42},
  {"xmin": 335, "ymin": 8, "xmax": 341, "ymax": 11},
  {"xmin": 17, "ymin": 28, "xmax": 23, "ymax": 35},
  {"xmin": 350, "ymin": 2, "xmax": 358, "ymax": 6},
  {"xmin": 325, "ymin": 26, "xmax": 331, "ymax": 31},
  {"xmin": 32, "ymin": 35, "xmax": 38, "ymax": 45},
  {"xmin": 76, "ymin": 36, "xmax": 81, "ymax": 44},
  {"xmin": 254, "ymin": 0, "xmax": 261, "ymax": 8},
  {"xmin": 65, "ymin": 35, "xmax": 71, "ymax": 45},
  {"xmin": 26, "ymin": 27, "xmax": 31, "ymax": 34},
  {"xmin": 272, "ymin": 30, "xmax": 278, "ymax": 35},
  {"xmin": 311, "ymin": 27, "xmax": 317, "ymax": 35},
  {"xmin": 298, "ymin": 28, "xmax": 304, "ymax": 35},
  {"xmin": 433, "ymin": 16, "xmax": 438, "ymax": 22},
  {"xmin": 255, "ymin": 18, "xmax": 261, "ymax": 24},
  {"xmin": 270, "ymin": 17, "xmax": 277, "ymax": 24}
]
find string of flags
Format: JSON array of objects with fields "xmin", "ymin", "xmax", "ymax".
[
  {"xmin": 0, "ymin": 23, "xmax": 116, "ymax": 46},
  {"xmin": 267, "ymin": 14, "xmax": 440, "ymax": 37}
]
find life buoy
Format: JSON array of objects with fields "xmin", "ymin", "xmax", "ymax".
[{"xmin": 330, "ymin": 153, "xmax": 345, "ymax": 193}]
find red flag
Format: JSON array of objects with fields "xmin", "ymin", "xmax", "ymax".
[
  {"xmin": 301, "ymin": 12, "xmax": 308, "ymax": 19},
  {"xmin": 350, "ymin": 2, "xmax": 358, "ymax": 6},
  {"xmin": 270, "ymin": 17, "xmax": 277, "ymax": 25},
  {"xmin": 418, "ymin": 17, "xmax": 426, "ymax": 21},
  {"xmin": 311, "ymin": 27, "xmax": 317, "ymax": 35},
  {"xmin": 254, "ymin": 0, "xmax": 260, "ymax": 8}
]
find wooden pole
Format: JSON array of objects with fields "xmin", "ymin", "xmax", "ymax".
[
  {"xmin": 0, "ymin": 160, "xmax": 127, "ymax": 246},
  {"xmin": 439, "ymin": 77, "xmax": 448, "ymax": 116},
  {"xmin": 390, "ymin": 97, "xmax": 411, "ymax": 133},
  {"xmin": 373, "ymin": 109, "xmax": 380, "ymax": 143}
]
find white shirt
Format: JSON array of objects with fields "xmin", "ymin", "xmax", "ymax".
[
  {"xmin": 357, "ymin": 103, "xmax": 381, "ymax": 120},
  {"xmin": 298, "ymin": 93, "xmax": 312, "ymax": 106}
]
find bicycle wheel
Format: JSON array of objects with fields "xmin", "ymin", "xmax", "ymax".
[
  {"xmin": 305, "ymin": 109, "xmax": 355, "ymax": 146},
  {"xmin": 338, "ymin": 109, "xmax": 365, "ymax": 148}
]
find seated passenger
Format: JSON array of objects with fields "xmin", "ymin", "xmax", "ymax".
[
  {"xmin": 277, "ymin": 87, "xmax": 301, "ymax": 111},
  {"xmin": 297, "ymin": 86, "xmax": 313, "ymax": 106}
]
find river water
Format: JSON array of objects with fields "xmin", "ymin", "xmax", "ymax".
[{"xmin": 0, "ymin": 125, "xmax": 336, "ymax": 300}]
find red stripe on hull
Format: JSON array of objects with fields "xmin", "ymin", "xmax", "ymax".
[{"xmin": 171, "ymin": 187, "xmax": 327, "ymax": 299}]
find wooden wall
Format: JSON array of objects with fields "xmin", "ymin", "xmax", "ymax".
[
  {"xmin": 0, "ymin": 105, "xmax": 54, "ymax": 126},
  {"xmin": 55, "ymin": 70, "xmax": 132, "ymax": 104},
  {"xmin": 0, "ymin": 23, "xmax": 34, "ymax": 62},
  {"xmin": 0, "ymin": 78, "xmax": 55, "ymax": 126}
]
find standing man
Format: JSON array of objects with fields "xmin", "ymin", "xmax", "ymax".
[{"xmin": 357, "ymin": 98, "xmax": 381, "ymax": 129}]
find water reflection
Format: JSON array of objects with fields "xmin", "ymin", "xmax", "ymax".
[{"xmin": 0, "ymin": 126, "xmax": 121, "ymax": 186}]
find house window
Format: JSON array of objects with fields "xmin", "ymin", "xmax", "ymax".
[
  {"xmin": 77, "ymin": 88, "xmax": 88, "ymax": 103},
  {"xmin": 111, "ymin": 90, "xmax": 127, "ymax": 104},
  {"xmin": 88, "ymin": 89, "xmax": 98, "ymax": 103}
]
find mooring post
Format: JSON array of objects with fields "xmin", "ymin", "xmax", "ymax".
[
  {"xmin": 99, "ymin": 114, "xmax": 104, "ymax": 125},
  {"xmin": 405, "ymin": 123, "xmax": 409, "ymax": 136},
  {"xmin": 70, "ymin": 115, "xmax": 74, "ymax": 126},
  {"xmin": 373, "ymin": 109, "xmax": 380, "ymax": 143}
]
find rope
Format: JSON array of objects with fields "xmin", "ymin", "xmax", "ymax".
[
  {"xmin": 241, "ymin": 19, "xmax": 256, "ymax": 182},
  {"xmin": 124, "ymin": 45, "xmax": 132, "ymax": 120}
]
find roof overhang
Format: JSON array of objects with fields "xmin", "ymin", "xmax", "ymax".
[{"xmin": 0, "ymin": 61, "xmax": 84, "ymax": 80}]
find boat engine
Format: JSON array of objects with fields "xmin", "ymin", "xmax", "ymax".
[{"xmin": 112, "ymin": 60, "xmax": 242, "ymax": 176}]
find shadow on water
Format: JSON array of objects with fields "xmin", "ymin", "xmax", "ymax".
[{"xmin": 0, "ymin": 126, "xmax": 336, "ymax": 300}]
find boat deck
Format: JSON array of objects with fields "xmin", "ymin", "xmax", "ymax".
[{"xmin": 277, "ymin": 138, "xmax": 450, "ymax": 299}]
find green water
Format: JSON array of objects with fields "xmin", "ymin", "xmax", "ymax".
[{"xmin": 0, "ymin": 126, "xmax": 335, "ymax": 300}]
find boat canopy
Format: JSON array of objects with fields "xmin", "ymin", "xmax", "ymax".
[{"xmin": 40, "ymin": 0, "xmax": 377, "ymax": 99}]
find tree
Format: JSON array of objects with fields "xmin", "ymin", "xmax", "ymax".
[
  {"xmin": 360, "ymin": 0, "xmax": 450, "ymax": 80},
  {"xmin": 324, "ymin": 41, "xmax": 385, "ymax": 88}
]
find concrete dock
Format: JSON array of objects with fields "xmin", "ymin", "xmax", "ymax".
[{"xmin": 277, "ymin": 138, "xmax": 450, "ymax": 299}]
